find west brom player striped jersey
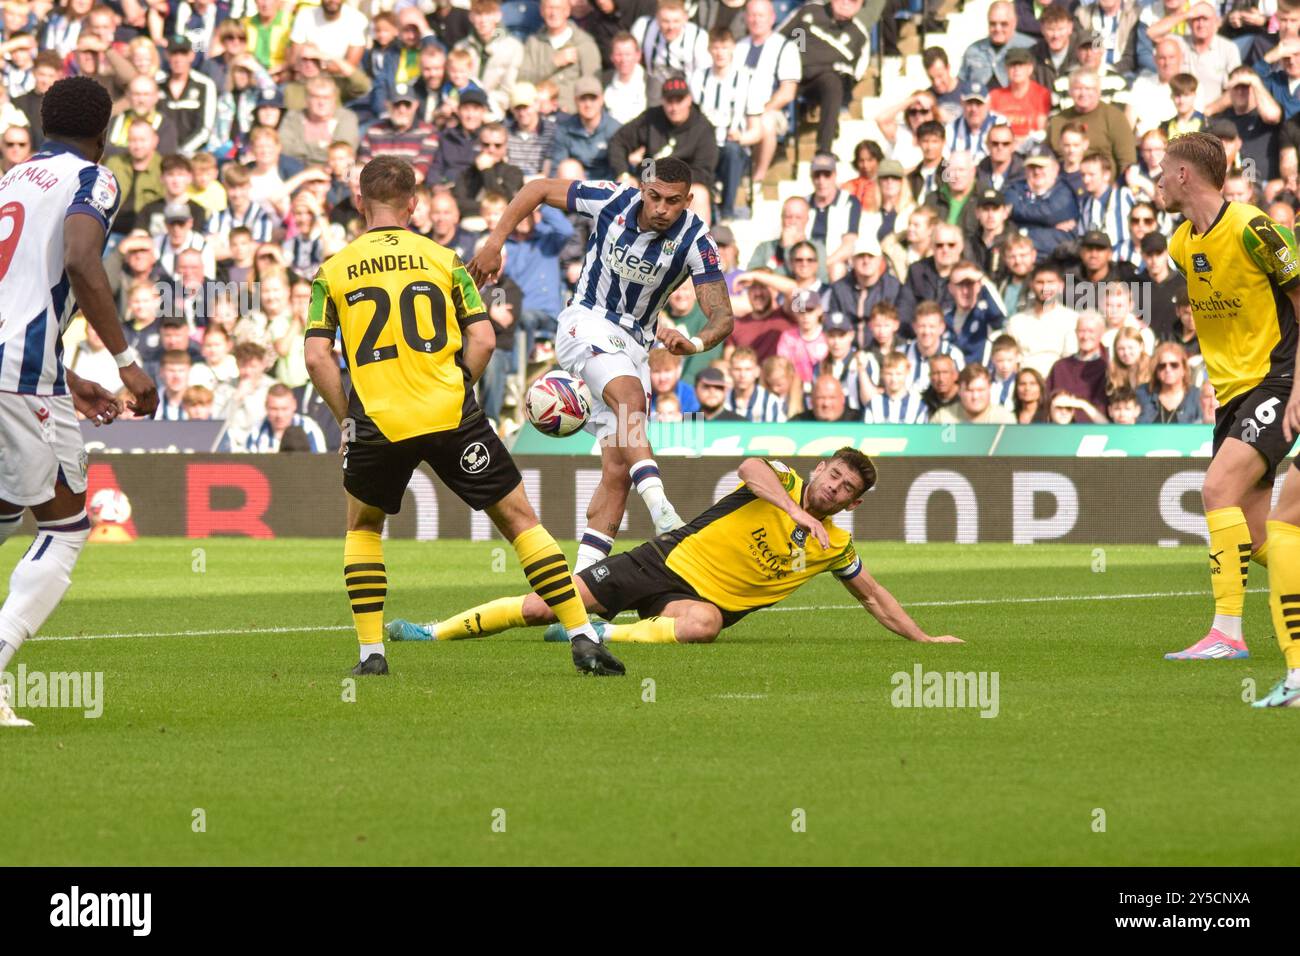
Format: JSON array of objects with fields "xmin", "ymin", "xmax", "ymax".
[
  {"xmin": 864, "ymin": 391, "xmax": 928, "ymax": 423},
  {"xmin": 566, "ymin": 180, "xmax": 724, "ymax": 343},
  {"xmin": 0, "ymin": 141, "xmax": 121, "ymax": 395}
]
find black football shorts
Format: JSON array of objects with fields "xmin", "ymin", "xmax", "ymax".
[{"xmin": 1212, "ymin": 377, "xmax": 1297, "ymax": 482}]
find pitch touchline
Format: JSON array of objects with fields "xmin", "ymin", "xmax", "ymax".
[{"xmin": 31, "ymin": 588, "xmax": 1263, "ymax": 643}]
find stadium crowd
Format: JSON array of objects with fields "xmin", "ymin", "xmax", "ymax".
[{"xmin": 26, "ymin": 0, "xmax": 1277, "ymax": 448}]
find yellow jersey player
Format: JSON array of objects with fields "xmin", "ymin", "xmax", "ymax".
[
  {"xmin": 304, "ymin": 156, "xmax": 624, "ymax": 677},
  {"xmin": 1160, "ymin": 132, "xmax": 1300, "ymax": 665},
  {"xmin": 386, "ymin": 449, "xmax": 962, "ymax": 648}
]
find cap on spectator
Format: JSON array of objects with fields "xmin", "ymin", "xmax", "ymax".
[
  {"xmin": 389, "ymin": 83, "xmax": 418, "ymax": 105},
  {"xmin": 792, "ymin": 289, "xmax": 822, "ymax": 311},
  {"xmin": 976, "ymin": 187, "xmax": 1005, "ymax": 206},
  {"xmin": 877, "ymin": 158, "xmax": 905, "ymax": 178},
  {"xmin": 1004, "ymin": 47, "xmax": 1033, "ymax": 67},
  {"xmin": 164, "ymin": 202, "xmax": 192, "ymax": 223},
  {"xmin": 810, "ymin": 152, "xmax": 838, "ymax": 175},
  {"xmin": 696, "ymin": 367, "xmax": 727, "ymax": 386},
  {"xmin": 574, "ymin": 76, "xmax": 603, "ymax": 99},
  {"xmin": 960, "ymin": 80, "xmax": 989, "ymax": 102},
  {"xmin": 1140, "ymin": 231, "xmax": 1168, "ymax": 255},
  {"xmin": 459, "ymin": 88, "xmax": 489, "ymax": 108},
  {"xmin": 167, "ymin": 35, "xmax": 192, "ymax": 54},
  {"xmin": 711, "ymin": 224, "xmax": 736, "ymax": 246},
  {"xmin": 1075, "ymin": 27, "xmax": 1101, "ymax": 47},
  {"xmin": 1207, "ymin": 117, "xmax": 1240, "ymax": 141},
  {"xmin": 1081, "ymin": 229, "xmax": 1111, "ymax": 249},
  {"xmin": 1024, "ymin": 144, "xmax": 1057, "ymax": 166},
  {"xmin": 510, "ymin": 82, "xmax": 538, "ymax": 108},
  {"xmin": 258, "ymin": 87, "xmax": 285, "ymax": 109},
  {"xmin": 824, "ymin": 312, "xmax": 855, "ymax": 334},
  {"xmin": 661, "ymin": 75, "xmax": 690, "ymax": 99},
  {"xmin": 852, "ymin": 234, "xmax": 882, "ymax": 257}
]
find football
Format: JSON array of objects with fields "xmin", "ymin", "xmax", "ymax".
[
  {"xmin": 88, "ymin": 487, "xmax": 132, "ymax": 525},
  {"xmin": 525, "ymin": 370, "xmax": 592, "ymax": 437}
]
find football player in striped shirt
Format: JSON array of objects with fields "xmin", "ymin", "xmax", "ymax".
[
  {"xmin": 864, "ymin": 353, "xmax": 929, "ymax": 424},
  {"xmin": 469, "ymin": 156, "xmax": 735, "ymax": 572},
  {"xmin": 0, "ymin": 78, "xmax": 159, "ymax": 727}
]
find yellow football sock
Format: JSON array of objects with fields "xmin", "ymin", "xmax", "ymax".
[
  {"xmin": 1253, "ymin": 538, "xmax": 1270, "ymax": 568},
  {"xmin": 1266, "ymin": 520, "xmax": 1300, "ymax": 669},
  {"xmin": 435, "ymin": 596, "xmax": 527, "ymax": 640},
  {"xmin": 1206, "ymin": 507, "xmax": 1251, "ymax": 618},
  {"xmin": 605, "ymin": 616, "xmax": 678, "ymax": 644},
  {"xmin": 512, "ymin": 524, "xmax": 589, "ymax": 634},
  {"xmin": 344, "ymin": 531, "xmax": 386, "ymax": 647}
]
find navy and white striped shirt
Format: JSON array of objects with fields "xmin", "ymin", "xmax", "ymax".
[
  {"xmin": 991, "ymin": 373, "xmax": 1016, "ymax": 409},
  {"xmin": 724, "ymin": 384, "xmax": 787, "ymax": 422},
  {"xmin": 1080, "ymin": 184, "xmax": 1137, "ymax": 251},
  {"xmin": 903, "ymin": 340, "xmax": 966, "ymax": 390},
  {"xmin": 807, "ymin": 189, "xmax": 862, "ymax": 253},
  {"xmin": 566, "ymin": 180, "xmax": 723, "ymax": 343},
  {"xmin": 207, "ymin": 201, "xmax": 276, "ymax": 244},
  {"xmin": 946, "ymin": 111, "xmax": 1005, "ymax": 162},
  {"xmin": 632, "ymin": 16, "xmax": 710, "ymax": 77},
  {"xmin": 690, "ymin": 65, "xmax": 765, "ymax": 146},
  {"xmin": 864, "ymin": 391, "xmax": 928, "ymax": 423}
]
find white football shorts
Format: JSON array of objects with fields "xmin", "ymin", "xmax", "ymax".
[
  {"xmin": 0, "ymin": 392, "xmax": 87, "ymax": 506},
  {"xmin": 553, "ymin": 304, "xmax": 652, "ymax": 442}
]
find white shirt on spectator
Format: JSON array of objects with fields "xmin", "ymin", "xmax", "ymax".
[
  {"xmin": 1128, "ymin": 72, "xmax": 1176, "ymax": 136},
  {"xmin": 289, "ymin": 3, "xmax": 369, "ymax": 63},
  {"xmin": 735, "ymin": 31, "xmax": 802, "ymax": 105},
  {"xmin": 1007, "ymin": 305, "xmax": 1079, "ymax": 377},
  {"xmin": 605, "ymin": 66, "xmax": 648, "ymax": 125}
]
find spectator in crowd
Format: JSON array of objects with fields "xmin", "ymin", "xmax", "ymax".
[
  {"xmin": 1077, "ymin": 228, "xmax": 1137, "ymax": 285},
  {"xmin": 792, "ymin": 374, "xmax": 857, "ymax": 422},
  {"xmin": 1108, "ymin": 385, "xmax": 1141, "ymax": 423},
  {"xmin": 1128, "ymin": 37, "xmax": 1184, "ymax": 136},
  {"xmin": 156, "ymin": 203, "xmax": 215, "ymax": 279},
  {"xmin": 818, "ymin": 312, "xmax": 869, "ymax": 411},
  {"xmin": 1057, "ymin": 120, "xmax": 1091, "ymax": 196},
  {"xmin": 632, "ymin": 0, "xmax": 709, "ymax": 105},
  {"xmin": 906, "ymin": 301, "xmax": 966, "ymax": 394},
  {"xmin": 736, "ymin": 0, "xmax": 800, "ymax": 187},
  {"xmin": 608, "ymin": 73, "xmax": 717, "ymax": 218},
  {"xmin": 474, "ymin": 241, "xmax": 522, "ymax": 426},
  {"xmin": 653, "ymin": 392, "xmax": 683, "ymax": 422},
  {"xmin": 503, "ymin": 203, "xmax": 574, "ymax": 356},
  {"xmin": 245, "ymin": 0, "xmax": 297, "ymax": 78},
  {"xmin": 191, "ymin": 325, "xmax": 239, "ymax": 392},
  {"xmin": 214, "ymin": 341, "xmax": 273, "ymax": 445},
  {"xmin": 1047, "ymin": 389, "xmax": 1108, "ymax": 423},
  {"xmin": 990, "ymin": 47, "xmax": 1050, "ymax": 142},
  {"xmin": 881, "ymin": 205, "xmax": 937, "ymax": 283},
  {"xmin": 1078, "ymin": 150, "xmax": 1137, "ymax": 253},
  {"xmin": 691, "ymin": 26, "xmax": 762, "ymax": 222},
  {"xmin": 359, "ymin": 83, "xmax": 440, "ymax": 182},
  {"xmin": 207, "ymin": 54, "xmax": 275, "ymax": 160},
  {"xmin": 207, "ymin": 164, "xmax": 276, "ymax": 258},
  {"xmin": 988, "ymin": 334, "xmax": 1021, "ymax": 408},
  {"xmin": 505, "ymin": 81, "xmax": 555, "ymax": 176},
  {"xmin": 109, "ymin": 76, "xmax": 180, "ymax": 156},
  {"xmin": 1098, "ymin": 281, "xmax": 1153, "ymax": 354},
  {"xmin": 998, "ymin": 232, "xmax": 1037, "ymax": 317},
  {"xmin": 161, "ymin": 36, "xmax": 219, "ymax": 157},
  {"xmin": 864, "ymin": 351, "xmax": 929, "ymax": 423},
  {"xmin": 182, "ymin": 385, "xmax": 216, "ymax": 420},
  {"xmin": 1108, "ymin": 325, "xmax": 1153, "ymax": 397},
  {"xmin": 1209, "ymin": 66, "xmax": 1281, "ymax": 181},
  {"xmin": 784, "ymin": 0, "xmax": 870, "ymax": 155},
  {"xmin": 68, "ymin": 321, "xmax": 123, "ymax": 393},
  {"xmin": 427, "ymin": 88, "xmax": 490, "ymax": 186},
  {"xmin": 519, "ymin": 0, "xmax": 600, "ymax": 112},
  {"xmin": 1005, "ymin": 144, "xmax": 1079, "ymax": 258},
  {"xmin": 1007, "ymin": 262, "xmax": 1079, "ymax": 376},
  {"xmin": 105, "ymin": 120, "xmax": 165, "ymax": 238},
  {"xmin": 1047, "ymin": 68, "xmax": 1137, "ymax": 172},
  {"xmin": 874, "ymin": 89, "xmax": 940, "ymax": 171},
  {"xmin": 0, "ymin": 122, "xmax": 30, "ymax": 173},
  {"xmin": 1138, "ymin": 341, "xmax": 1202, "ymax": 422},
  {"xmin": 1027, "ymin": 5, "xmax": 1077, "ymax": 102},
  {"xmin": 454, "ymin": 120, "xmax": 524, "ymax": 218},
  {"xmin": 807, "ymin": 152, "xmax": 864, "ymax": 280},
  {"xmin": 1125, "ymin": 124, "xmax": 1166, "ymax": 200},
  {"xmin": 918, "ymin": 350, "xmax": 962, "ymax": 416},
  {"xmin": 247, "ymin": 384, "xmax": 326, "ymax": 451},
  {"xmin": 945, "ymin": 260, "xmax": 1006, "ymax": 367},
  {"xmin": 549, "ymin": 76, "xmax": 620, "ymax": 179},
  {"xmin": 748, "ymin": 197, "xmax": 829, "ymax": 280},
  {"xmin": 1116, "ymin": 197, "xmax": 1159, "ymax": 265},
  {"xmin": 923, "ymin": 45, "xmax": 962, "ymax": 121},
  {"xmin": 693, "ymin": 366, "xmax": 743, "ymax": 421},
  {"xmin": 154, "ymin": 349, "xmax": 193, "ymax": 420},
  {"xmin": 1014, "ymin": 367, "xmax": 1050, "ymax": 422},
  {"xmin": 843, "ymin": 140, "xmax": 883, "ymax": 212},
  {"xmin": 420, "ymin": 189, "xmax": 475, "ymax": 262},
  {"xmin": 724, "ymin": 346, "xmax": 786, "ymax": 422},
  {"xmin": 139, "ymin": 154, "xmax": 208, "ymax": 238},
  {"xmin": 932, "ymin": 363, "xmax": 1016, "ymax": 423},
  {"xmin": 862, "ymin": 301, "xmax": 909, "ymax": 384},
  {"xmin": 457, "ymin": 0, "xmax": 523, "ymax": 118},
  {"xmin": 14, "ymin": 49, "xmax": 58, "ymax": 146},
  {"xmin": 828, "ymin": 234, "xmax": 902, "ymax": 333},
  {"xmin": 113, "ymin": 234, "xmax": 165, "ymax": 318},
  {"xmin": 288, "ymin": 0, "xmax": 367, "ymax": 74},
  {"xmin": 1076, "ymin": 0, "xmax": 1143, "ymax": 78},
  {"xmin": 925, "ymin": 148, "xmax": 978, "ymax": 227},
  {"xmin": 727, "ymin": 275, "xmax": 794, "ymax": 361},
  {"xmin": 946, "ymin": 82, "xmax": 1003, "ymax": 163},
  {"xmin": 909, "ymin": 119, "xmax": 948, "ymax": 206},
  {"xmin": 1046, "ymin": 311, "xmax": 1110, "ymax": 422},
  {"xmin": 875, "ymin": 159, "xmax": 916, "ymax": 243},
  {"xmin": 603, "ymin": 31, "xmax": 647, "ymax": 125},
  {"xmin": 1161, "ymin": 72, "xmax": 1206, "ymax": 138},
  {"xmin": 649, "ymin": 348, "xmax": 701, "ymax": 416},
  {"xmin": 776, "ymin": 290, "xmax": 829, "ymax": 390},
  {"xmin": 1198, "ymin": 376, "xmax": 1217, "ymax": 424},
  {"xmin": 764, "ymin": 354, "xmax": 804, "ymax": 418},
  {"xmin": 898, "ymin": 222, "xmax": 965, "ymax": 328},
  {"xmin": 960, "ymin": 1, "xmax": 1032, "ymax": 89},
  {"xmin": 279, "ymin": 76, "xmax": 359, "ymax": 167},
  {"xmin": 1174, "ymin": 2, "xmax": 1240, "ymax": 103},
  {"xmin": 188, "ymin": 153, "xmax": 224, "ymax": 214},
  {"xmin": 660, "ymin": 281, "xmax": 722, "ymax": 381},
  {"xmin": 966, "ymin": 187, "xmax": 1013, "ymax": 275}
]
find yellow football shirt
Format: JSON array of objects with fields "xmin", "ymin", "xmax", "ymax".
[
  {"xmin": 1168, "ymin": 201, "xmax": 1300, "ymax": 403},
  {"xmin": 662, "ymin": 461, "xmax": 861, "ymax": 613},
  {"xmin": 306, "ymin": 226, "xmax": 487, "ymax": 443}
]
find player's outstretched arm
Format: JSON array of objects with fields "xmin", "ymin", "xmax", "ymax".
[
  {"xmin": 736, "ymin": 458, "xmax": 830, "ymax": 548},
  {"xmin": 840, "ymin": 567, "xmax": 963, "ymax": 643},
  {"xmin": 467, "ymin": 178, "xmax": 576, "ymax": 285},
  {"xmin": 659, "ymin": 278, "xmax": 736, "ymax": 357},
  {"xmin": 65, "ymin": 213, "xmax": 158, "ymax": 417}
]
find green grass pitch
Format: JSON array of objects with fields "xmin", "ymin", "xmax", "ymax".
[{"xmin": 3, "ymin": 537, "xmax": 1298, "ymax": 866}]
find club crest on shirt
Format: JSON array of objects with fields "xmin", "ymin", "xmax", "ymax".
[
  {"xmin": 662, "ymin": 239, "xmax": 678, "ymax": 255},
  {"xmin": 1191, "ymin": 253, "xmax": 1211, "ymax": 273}
]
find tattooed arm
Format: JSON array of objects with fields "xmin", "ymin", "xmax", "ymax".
[{"xmin": 656, "ymin": 278, "xmax": 735, "ymax": 356}]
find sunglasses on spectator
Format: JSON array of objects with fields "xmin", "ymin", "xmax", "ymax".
[
  {"xmin": 1130, "ymin": 215, "xmax": 1155, "ymax": 224},
  {"xmin": 1158, "ymin": 361, "xmax": 1183, "ymax": 369},
  {"xmin": 698, "ymin": 382, "xmax": 725, "ymax": 390},
  {"xmin": 906, "ymin": 107, "xmax": 931, "ymax": 115},
  {"xmin": 935, "ymin": 241, "xmax": 959, "ymax": 248},
  {"xmin": 480, "ymin": 139, "xmax": 506, "ymax": 148},
  {"xmin": 792, "ymin": 256, "xmax": 818, "ymax": 263}
]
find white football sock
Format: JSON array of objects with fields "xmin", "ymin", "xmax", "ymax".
[
  {"xmin": 0, "ymin": 512, "xmax": 21, "ymax": 546},
  {"xmin": 630, "ymin": 459, "xmax": 671, "ymax": 520},
  {"xmin": 574, "ymin": 528, "xmax": 614, "ymax": 573},
  {"xmin": 568, "ymin": 621, "xmax": 599, "ymax": 643},
  {"xmin": 1212, "ymin": 613, "xmax": 1243, "ymax": 640},
  {"xmin": 0, "ymin": 511, "xmax": 90, "ymax": 666},
  {"xmin": 1285, "ymin": 668, "xmax": 1300, "ymax": 691},
  {"xmin": 359, "ymin": 642, "xmax": 385, "ymax": 661}
]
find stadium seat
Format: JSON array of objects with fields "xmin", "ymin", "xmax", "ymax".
[{"xmin": 501, "ymin": 0, "xmax": 541, "ymax": 39}]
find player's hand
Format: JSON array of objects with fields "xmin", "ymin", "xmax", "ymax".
[
  {"xmin": 789, "ymin": 506, "xmax": 830, "ymax": 549},
  {"xmin": 656, "ymin": 325, "xmax": 699, "ymax": 356},
  {"xmin": 1283, "ymin": 387, "xmax": 1300, "ymax": 443},
  {"xmin": 916, "ymin": 633, "xmax": 964, "ymax": 644},
  {"xmin": 467, "ymin": 245, "xmax": 502, "ymax": 286},
  {"xmin": 119, "ymin": 364, "xmax": 159, "ymax": 417},
  {"xmin": 70, "ymin": 376, "xmax": 120, "ymax": 426}
]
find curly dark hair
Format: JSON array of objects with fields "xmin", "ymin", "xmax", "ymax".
[
  {"xmin": 830, "ymin": 446, "xmax": 878, "ymax": 495},
  {"xmin": 42, "ymin": 76, "xmax": 112, "ymax": 142}
]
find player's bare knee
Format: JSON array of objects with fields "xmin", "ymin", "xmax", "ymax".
[
  {"xmin": 521, "ymin": 593, "xmax": 554, "ymax": 624},
  {"xmin": 677, "ymin": 605, "xmax": 722, "ymax": 643}
]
